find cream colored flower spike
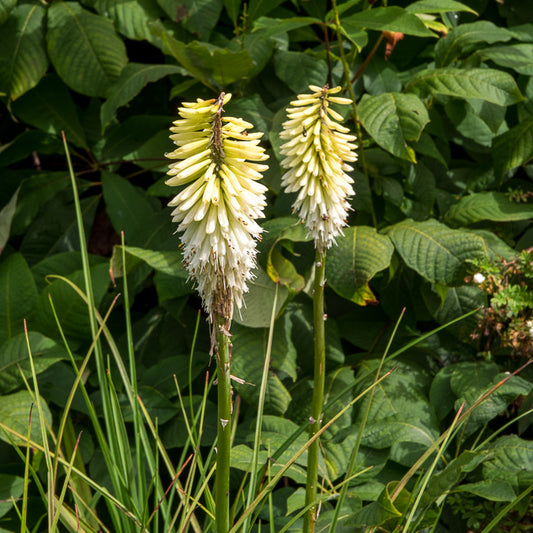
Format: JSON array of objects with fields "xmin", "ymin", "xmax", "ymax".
[
  {"xmin": 280, "ymin": 85, "xmax": 357, "ymax": 252},
  {"xmin": 166, "ymin": 93, "xmax": 269, "ymax": 319}
]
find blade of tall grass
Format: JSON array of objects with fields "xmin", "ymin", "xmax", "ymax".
[
  {"xmin": 21, "ymin": 404, "xmax": 32, "ymax": 533},
  {"xmin": 241, "ymin": 283, "xmax": 279, "ymax": 533}
]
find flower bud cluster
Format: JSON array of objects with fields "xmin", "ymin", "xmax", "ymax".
[
  {"xmin": 280, "ymin": 85, "xmax": 357, "ymax": 252},
  {"xmin": 166, "ymin": 93, "xmax": 268, "ymax": 319}
]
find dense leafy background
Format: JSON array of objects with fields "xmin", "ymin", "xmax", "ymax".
[{"xmin": 0, "ymin": 0, "xmax": 532, "ymax": 531}]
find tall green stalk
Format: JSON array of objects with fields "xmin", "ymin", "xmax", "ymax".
[
  {"xmin": 215, "ymin": 315, "xmax": 232, "ymax": 533},
  {"xmin": 304, "ymin": 250, "xmax": 327, "ymax": 533}
]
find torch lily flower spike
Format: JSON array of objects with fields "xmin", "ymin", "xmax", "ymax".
[
  {"xmin": 280, "ymin": 84, "xmax": 357, "ymax": 253},
  {"xmin": 166, "ymin": 93, "xmax": 269, "ymax": 324}
]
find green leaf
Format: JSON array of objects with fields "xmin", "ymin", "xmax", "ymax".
[
  {"xmin": 153, "ymin": 26, "xmax": 254, "ymax": 89},
  {"xmin": 0, "ymin": 474, "xmax": 23, "ymax": 519},
  {"xmin": 101, "ymin": 172, "xmax": 156, "ymax": 244},
  {"xmin": 47, "ymin": 1, "xmax": 128, "ymax": 97},
  {"xmin": 110, "ymin": 245, "xmax": 187, "ymax": 279},
  {"xmin": 0, "ymin": 390, "xmax": 52, "ymax": 446},
  {"xmin": 32, "ymin": 264, "xmax": 110, "ymax": 342},
  {"xmin": 0, "ymin": 253, "xmax": 38, "ymax": 345},
  {"xmin": 405, "ymin": 0, "xmax": 477, "ymax": 14},
  {"xmin": 11, "ymin": 75, "xmax": 87, "ymax": 149},
  {"xmin": 0, "ymin": 332, "xmax": 67, "ymax": 395},
  {"xmin": 230, "ymin": 323, "xmax": 293, "ymax": 415},
  {"xmin": 100, "ymin": 115, "xmax": 170, "ymax": 162},
  {"xmin": 273, "ymin": 50, "xmax": 328, "ymax": 94},
  {"xmin": 0, "ymin": 0, "xmax": 16, "ymax": 24},
  {"xmin": 94, "ymin": 0, "xmax": 164, "ymax": 44},
  {"xmin": 11, "ymin": 172, "xmax": 70, "ymax": 236},
  {"xmin": 157, "ymin": 0, "xmax": 223, "ymax": 40},
  {"xmin": 247, "ymin": 0, "xmax": 286, "ymax": 22},
  {"xmin": 0, "ymin": 188, "xmax": 18, "ymax": 254},
  {"xmin": 0, "ymin": 3, "xmax": 47, "ymax": 100},
  {"xmin": 458, "ymin": 480, "xmax": 516, "ymax": 502},
  {"xmin": 482, "ymin": 436, "xmax": 533, "ymax": 489},
  {"xmin": 445, "ymin": 192, "xmax": 533, "ymax": 226},
  {"xmin": 493, "ymin": 116, "xmax": 533, "ymax": 178},
  {"xmin": 101, "ymin": 63, "xmax": 186, "ymax": 131},
  {"xmin": 359, "ymin": 92, "xmax": 429, "ymax": 162},
  {"xmin": 0, "ymin": 131, "xmax": 62, "ymax": 169},
  {"xmin": 223, "ymin": 0, "xmax": 241, "ymax": 25},
  {"xmin": 341, "ymin": 7, "xmax": 436, "ymax": 37},
  {"xmin": 473, "ymin": 44, "xmax": 533, "ymax": 76},
  {"xmin": 386, "ymin": 218, "xmax": 486, "ymax": 285},
  {"xmin": 233, "ymin": 265, "xmax": 289, "ymax": 328},
  {"xmin": 434, "ymin": 21, "xmax": 512, "ymax": 67},
  {"xmin": 326, "ymin": 226, "xmax": 394, "ymax": 306},
  {"xmin": 406, "ymin": 68, "xmax": 523, "ymax": 106},
  {"xmin": 230, "ymin": 444, "xmax": 306, "ymax": 483}
]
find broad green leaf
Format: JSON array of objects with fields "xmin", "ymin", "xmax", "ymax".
[
  {"xmin": 0, "ymin": 253, "xmax": 37, "ymax": 345},
  {"xmin": 359, "ymin": 92, "xmax": 429, "ymax": 162},
  {"xmin": 230, "ymin": 444, "xmax": 306, "ymax": 483},
  {"xmin": 435, "ymin": 21, "xmax": 512, "ymax": 67},
  {"xmin": 110, "ymin": 245, "xmax": 187, "ymax": 279},
  {"xmin": 252, "ymin": 16, "xmax": 321, "ymax": 40},
  {"xmin": 356, "ymin": 360, "xmax": 439, "ymax": 460},
  {"xmin": 458, "ymin": 480, "xmax": 516, "ymax": 502},
  {"xmin": 493, "ymin": 116, "xmax": 533, "ymax": 178},
  {"xmin": 157, "ymin": 0, "xmax": 223, "ymax": 40},
  {"xmin": 273, "ymin": 50, "xmax": 328, "ymax": 94},
  {"xmin": 230, "ymin": 322, "xmax": 293, "ymax": 415},
  {"xmin": 341, "ymin": 7, "xmax": 435, "ymax": 37},
  {"xmin": 32, "ymin": 264, "xmax": 110, "ymax": 342},
  {"xmin": 223, "ymin": 0, "xmax": 241, "ymax": 25},
  {"xmin": 0, "ymin": 0, "xmax": 16, "ymax": 24},
  {"xmin": 473, "ymin": 44, "xmax": 533, "ymax": 76},
  {"xmin": 445, "ymin": 192, "xmax": 533, "ymax": 226},
  {"xmin": 233, "ymin": 265, "xmax": 289, "ymax": 328},
  {"xmin": 94, "ymin": 0, "xmax": 164, "ymax": 44},
  {"xmin": 101, "ymin": 63, "xmax": 186, "ymax": 131},
  {"xmin": 0, "ymin": 4, "xmax": 47, "ymax": 100},
  {"xmin": 0, "ymin": 188, "xmax": 18, "ymax": 254},
  {"xmin": 482, "ymin": 436, "xmax": 533, "ymax": 489},
  {"xmin": 470, "ymin": 229, "xmax": 515, "ymax": 260},
  {"xmin": 405, "ymin": 0, "xmax": 477, "ymax": 14},
  {"xmin": 0, "ymin": 390, "xmax": 51, "ymax": 446},
  {"xmin": 20, "ymin": 195, "xmax": 98, "ymax": 266},
  {"xmin": 32, "ymin": 251, "xmax": 106, "ymax": 292},
  {"xmin": 0, "ymin": 131, "xmax": 62, "ymax": 169},
  {"xmin": 11, "ymin": 75, "xmax": 87, "ymax": 149},
  {"xmin": 101, "ymin": 172, "xmax": 157, "ymax": 246},
  {"xmin": 386, "ymin": 218, "xmax": 486, "ymax": 285},
  {"xmin": 0, "ymin": 332, "xmax": 67, "ymax": 395},
  {"xmin": 406, "ymin": 68, "xmax": 523, "ymax": 106},
  {"xmin": 153, "ymin": 25, "xmax": 253, "ymax": 89},
  {"xmin": 47, "ymin": 1, "xmax": 128, "ymax": 97},
  {"xmin": 326, "ymin": 226, "xmax": 394, "ymax": 306},
  {"xmin": 225, "ymin": 94, "xmax": 274, "ymax": 138},
  {"xmin": 0, "ymin": 475, "xmax": 23, "ymax": 519},
  {"xmin": 247, "ymin": 0, "xmax": 285, "ymax": 22},
  {"xmin": 100, "ymin": 115, "xmax": 170, "ymax": 162},
  {"xmin": 11, "ymin": 172, "xmax": 70, "ymax": 236},
  {"xmin": 444, "ymin": 100, "xmax": 498, "ymax": 148}
]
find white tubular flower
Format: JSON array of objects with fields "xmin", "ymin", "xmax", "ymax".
[
  {"xmin": 280, "ymin": 84, "xmax": 357, "ymax": 252},
  {"xmin": 166, "ymin": 93, "xmax": 268, "ymax": 320}
]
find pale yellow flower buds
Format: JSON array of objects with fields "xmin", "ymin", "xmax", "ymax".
[
  {"xmin": 166, "ymin": 93, "xmax": 269, "ymax": 320},
  {"xmin": 280, "ymin": 85, "xmax": 357, "ymax": 252}
]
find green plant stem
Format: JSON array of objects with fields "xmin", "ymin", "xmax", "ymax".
[
  {"xmin": 331, "ymin": 0, "xmax": 377, "ymax": 228},
  {"xmin": 215, "ymin": 315, "xmax": 232, "ymax": 533},
  {"xmin": 304, "ymin": 250, "xmax": 327, "ymax": 533}
]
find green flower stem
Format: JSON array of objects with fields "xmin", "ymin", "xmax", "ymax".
[
  {"xmin": 304, "ymin": 250, "xmax": 327, "ymax": 533},
  {"xmin": 215, "ymin": 315, "xmax": 232, "ymax": 533}
]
